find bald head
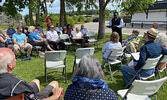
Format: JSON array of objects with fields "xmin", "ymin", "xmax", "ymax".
[{"xmin": 0, "ymin": 48, "xmax": 15, "ymax": 74}]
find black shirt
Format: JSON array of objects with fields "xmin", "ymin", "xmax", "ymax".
[{"xmin": 0, "ymin": 73, "xmax": 38, "ymax": 100}]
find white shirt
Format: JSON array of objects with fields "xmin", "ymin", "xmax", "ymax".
[
  {"xmin": 56, "ymin": 27, "xmax": 63, "ymax": 33},
  {"xmin": 73, "ymin": 32, "xmax": 82, "ymax": 39},
  {"xmin": 102, "ymin": 41, "xmax": 122, "ymax": 60},
  {"xmin": 46, "ymin": 31, "xmax": 59, "ymax": 41}
]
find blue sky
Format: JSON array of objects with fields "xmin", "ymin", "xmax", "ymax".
[{"xmin": 0, "ymin": 0, "xmax": 116, "ymax": 16}]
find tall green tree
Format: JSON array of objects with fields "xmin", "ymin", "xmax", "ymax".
[{"xmin": 121, "ymin": 0, "xmax": 155, "ymax": 18}]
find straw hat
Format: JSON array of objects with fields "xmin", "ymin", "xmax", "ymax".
[{"xmin": 146, "ymin": 28, "xmax": 158, "ymax": 39}]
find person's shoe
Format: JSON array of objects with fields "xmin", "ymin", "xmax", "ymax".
[{"xmin": 22, "ymin": 56, "xmax": 31, "ymax": 61}]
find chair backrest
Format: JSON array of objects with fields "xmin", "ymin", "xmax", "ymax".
[
  {"xmin": 5, "ymin": 93, "xmax": 24, "ymax": 100},
  {"xmin": 130, "ymin": 77, "xmax": 167, "ymax": 95},
  {"xmin": 45, "ymin": 51, "xmax": 66, "ymax": 61},
  {"xmin": 71, "ymin": 31, "xmax": 75, "ymax": 36},
  {"xmin": 87, "ymin": 31, "xmax": 95, "ymax": 37},
  {"xmin": 160, "ymin": 55, "xmax": 167, "ymax": 63},
  {"xmin": 143, "ymin": 55, "xmax": 162, "ymax": 69},
  {"xmin": 75, "ymin": 48, "xmax": 95, "ymax": 58},
  {"xmin": 109, "ymin": 48, "xmax": 123, "ymax": 57},
  {"xmin": 60, "ymin": 34, "xmax": 69, "ymax": 40}
]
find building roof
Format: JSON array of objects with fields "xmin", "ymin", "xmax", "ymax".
[{"xmin": 148, "ymin": 1, "xmax": 167, "ymax": 10}]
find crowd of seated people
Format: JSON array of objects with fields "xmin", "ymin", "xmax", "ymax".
[{"xmin": 1, "ymin": 21, "xmax": 167, "ymax": 100}]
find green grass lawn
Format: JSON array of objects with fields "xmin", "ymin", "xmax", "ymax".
[{"xmin": 12, "ymin": 33, "xmax": 167, "ymax": 100}]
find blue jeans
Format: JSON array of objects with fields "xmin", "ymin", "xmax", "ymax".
[{"xmin": 120, "ymin": 64, "xmax": 155, "ymax": 84}]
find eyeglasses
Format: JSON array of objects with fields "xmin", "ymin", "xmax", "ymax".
[{"xmin": 51, "ymin": 27, "xmax": 54, "ymax": 29}]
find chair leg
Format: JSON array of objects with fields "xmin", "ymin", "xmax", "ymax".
[
  {"xmin": 65, "ymin": 66, "xmax": 67, "ymax": 84},
  {"xmin": 108, "ymin": 63, "xmax": 113, "ymax": 81},
  {"xmin": 154, "ymin": 94, "xmax": 157, "ymax": 100},
  {"xmin": 45, "ymin": 68, "xmax": 48, "ymax": 85},
  {"xmin": 157, "ymin": 68, "xmax": 165, "ymax": 90},
  {"xmin": 72, "ymin": 62, "xmax": 75, "ymax": 73},
  {"xmin": 62, "ymin": 68, "xmax": 64, "ymax": 75},
  {"xmin": 164, "ymin": 68, "xmax": 167, "ymax": 76}
]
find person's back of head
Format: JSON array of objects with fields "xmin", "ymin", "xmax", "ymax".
[
  {"xmin": 110, "ymin": 32, "xmax": 120, "ymax": 43},
  {"xmin": 0, "ymin": 48, "xmax": 15, "ymax": 74},
  {"xmin": 73, "ymin": 55, "xmax": 104, "ymax": 79}
]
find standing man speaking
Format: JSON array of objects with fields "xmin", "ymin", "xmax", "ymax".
[{"xmin": 109, "ymin": 12, "xmax": 124, "ymax": 44}]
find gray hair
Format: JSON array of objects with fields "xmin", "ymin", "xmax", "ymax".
[
  {"xmin": 28, "ymin": 26, "xmax": 35, "ymax": 33},
  {"xmin": 0, "ymin": 52, "xmax": 13, "ymax": 74},
  {"xmin": 155, "ymin": 33, "xmax": 167, "ymax": 47},
  {"xmin": 73, "ymin": 55, "xmax": 105, "ymax": 79}
]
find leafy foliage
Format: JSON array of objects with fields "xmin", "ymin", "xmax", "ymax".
[{"xmin": 121, "ymin": 0, "xmax": 155, "ymax": 15}]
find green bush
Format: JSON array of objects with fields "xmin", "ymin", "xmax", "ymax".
[
  {"xmin": 85, "ymin": 17, "xmax": 93, "ymax": 23},
  {"xmin": 66, "ymin": 15, "xmax": 75, "ymax": 28},
  {"xmin": 78, "ymin": 16, "xmax": 85, "ymax": 22}
]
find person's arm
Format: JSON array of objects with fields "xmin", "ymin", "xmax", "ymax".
[
  {"xmin": 134, "ymin": 46, "xmax": 147, "ymax": 70},
  {"xmin": 117, "ymin": 19, "xmax": 124, "ymax": 28},
  {"xmin": 0, "ymin": 37, "xmax": 7, "ymax": 43},
  {"xmin": 161, "ymin": 45, "xmax": 167, "ymax": 54}
]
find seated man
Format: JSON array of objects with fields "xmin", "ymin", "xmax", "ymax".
[
  {"xmin": 46, "ymin": 25, "xmax": 65, "ymax": 50},
  {"xmin": 13, "ymin": 26, "xmax": 32, "ymax": 61},
  {"xmin": 0, "ymin": 48, "xmax": 63, "ymax": 100},
  {"xmin": 120, "ymin": 28, "xmax": 167, "ymax": 84},
  {"xmin": 122, "ymin": 30, "xmax": 140, "ymax": 53}
]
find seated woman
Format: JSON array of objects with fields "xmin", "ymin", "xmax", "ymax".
[
  {"xmin": 56, "ymin": 23, "xmax": 63, "ymax": 36},
  {"xmin": 67, "ymin": 24, "xmax": 73, "ymax": 38},
  {"xmin": 35, "ymin": 24, "xmax": 44, "ymax": 38},
  {"xmin": 122, "ymin": 30, "xmax": 140, "ymax": 53},
  {"xmin": 64, "ymin": 55, "xmax": 118, "ymax": 100},
  {"xmin": 0, "ymin": 29, "xmax": 8, "ymax": 48},
  {"xmin": 28, "ymin": 26, "xmax": 53, "ymax": 51},
  {"xmin": 155, "ymin": 33, "xmax": 167, "ymax": 70},
  {"xmin": 102, "ymin": 32, "xmax": 122, "ymax": 69},
  {"xmin": 80, "ymin": 24, "xmax": 88, "ymax": 42},
  {"xmin": 72, "ymin": 27, "xmax": 87, "ymax": 47}
]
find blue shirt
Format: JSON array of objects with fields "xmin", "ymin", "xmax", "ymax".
[
  {"xmin": 64, "ymin": 84, "xmax": 118, "ymax": 100},
  {"xmin": 6, "ymin": 29, "xmax": 16, "ymax": 38},
  {"xmin": 35, "ymin": 29, "xmax": 43, "ymax": 34},
  {"xmin": 109, "ymin": 18, "xmax": 124, "ymax": 28},
  {"xmin": 102, "ymin": 41, "xmax": 122, "ymax": 60},
  {"xmin": 135, "ymin": 41, "xmax": 167, "ymax": 70},
  {"xmin": 12, "ymin": 33, "xmax": 27, "ymax": 44},
  {"xmin": 80, "ymin": 29, "xmax": 87, "ymax": 35},
  {"xmin": 29, "ymin": 32, "xmax": 41, "ymax": 46}
]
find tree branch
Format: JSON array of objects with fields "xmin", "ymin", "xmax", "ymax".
[{"xmin": 104, "ymin": 0, "xmax": 110, "ymax": 9}]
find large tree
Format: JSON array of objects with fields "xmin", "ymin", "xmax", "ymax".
[
  {"xmin": 97, "ymin": 0, "xmax": 110, "ymax": 39},
  {"xmin": 60, "ymin": 0, "xmax": 67, "ymax": 27}
]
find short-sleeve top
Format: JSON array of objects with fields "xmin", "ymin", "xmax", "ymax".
[
  {"xmin": 46, "ymin": 31, "xmax": 59, "ymax": 41},
  {"xmin": 0, "ymin": 73, "xmax": 38, "ymax": 100},
  {"xmin": 6, "ymin": 28, "xmax": 16, "ymax": 38},
  {"xmin": 64, "ymin": 84, "xmax": 118, "ymax": 100},
  {"xmin": 0, "ymin": 34, "xmax": 7, "ymax": 47},
  {"xmin": 29, "ymin": 32, "xmax": 41, "ymax": 46},
  {"xmin": 12, "ymin": 33, "xmax": 27, "ymax": 44}
]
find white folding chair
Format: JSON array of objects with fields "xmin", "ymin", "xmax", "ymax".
[
  {"xmin": 118, "ymin": 77, "xmax": 167, "ymax": 100},
  {"xmin": 87, "ymin": 31, "xmax": 98, "ymax": 48},
  {"xmin": 60, "ymin": 34, "xmax": 72, "ymax": 50},
  {"xmin": 73, "ymin": 48, "xmax": 95, "ymax": 73},
  {"xmin": 125, "ymin": 55, "xmax": 162, "ymax": 88},
  {"xmin": 157, "ymin": 55, "xmax": 167, "ymax": 78},
  {"xmin": 102, "ymin": 48, "xmax": 123, "ymax": 80},
  {"xmin": 45, "ymin": 50, "xmax": 67, "ymax": 84}
]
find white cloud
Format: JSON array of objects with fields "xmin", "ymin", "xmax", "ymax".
[{"xmin": 0, "ymin": 0, "xmax": 5, "ymax": 6}]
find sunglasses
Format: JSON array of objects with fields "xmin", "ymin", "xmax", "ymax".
[{"xmin": 51, "ymin": 27, "xmax": 54, "ymax": 29}]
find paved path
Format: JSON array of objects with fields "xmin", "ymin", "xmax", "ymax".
[{"xmin": 75, "ymin": 21, "xmax": 167, "ymax": 36}]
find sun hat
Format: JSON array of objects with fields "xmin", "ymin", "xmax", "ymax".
[{"xmin": 146, "ymin": 28, "xmax": 158, "ymax": 39}]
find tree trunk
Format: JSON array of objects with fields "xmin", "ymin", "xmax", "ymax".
[
  {"xmin": 44, "ymin": 0, "xmax": 48, "ymax": 15},
  {"xmin": 29, "ymin": 8, "xmax": 34, "ymax": 25},
  {"xmin": 36, "ymin": 0, "xmax": 40, "ymax": 25},
  {"xmin": 98, "ymin": 0, "xmax": 105, "ymax": 39},
  {"xmin": 60, "ymin": 0, "xmax": 67, "ymax": 27}
]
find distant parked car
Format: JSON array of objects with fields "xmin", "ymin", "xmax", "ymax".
[{"xmin": 93, "ymin": 17, "xmax": 99, "ymax": 22}]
